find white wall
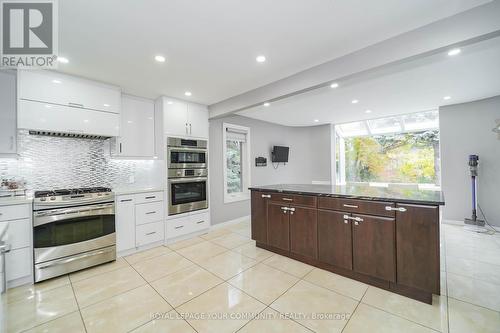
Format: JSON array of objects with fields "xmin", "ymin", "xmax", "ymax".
[
  {"xmin": 440, "ymin": 95, "xmax": 500, "ymax": 226},
  {"xmin": 209, "ymin": 115, "xmax": 331, "ymax": 225}
]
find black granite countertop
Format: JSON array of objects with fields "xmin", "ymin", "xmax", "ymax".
[{"xmin": 249, "ymin": 184, "xmax": 445, "ymax": 205}]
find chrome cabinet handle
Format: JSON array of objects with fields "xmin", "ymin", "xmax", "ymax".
[
  {"xmin": 175, "ymin": 226, "xmax": 184, "ymax": 229},
  {"xmin": 261, "ymin": 194, "xmax": 271, "ymax": 198},
  {"xmin": 145, "ymin": 231, "xmax": 157, "ymax": 235},
  {"xmin": 282, "ymin": 198, "xmax": 293, "ymax": 201},
  {"xmin": 9, "ymin": 136, "xmax": 14, "ymax": 150},
  {"xmin": 196, "ymin": 221, "xmax": 204, "ymax": 224},
  {"xmin": 189, "ymin": 123, "xmax": 192, "ymax": 134},
  {"xmin": 354, "ymin": 221, "xmax": 359, "ymax": 226},
  {"xmin": 343, "ymin": 215, "xmax": 363, "ymax": 222},
  {"xmin": 120, "ymin": 199, "xmax": 133, "ymax": 202},
  {"xmin": 68, "ymin": 102, "xmax": 84, "ymax": 108},
  {"xmin": 185, "ymin": 123, "xmax": 188, "ymax": 134},
  {"xmin": 344, "ymin": 220, "xmax": 348, "ymax": 224},
  {"xmin": 343, "ymin": 204, "xmax": 358, "ymax": 208},
  {"xmin": 146, "ymin": 211, "xmax": 156, "ymax": 215},
  {"xmin": 385, "ymin": 206, "xmax": 407, "ymax": 212},
  {"xmin": 289, "ymin": 207, "xmax": 295, "ymax": 212},
  {"xmin": 145, "ymin": 196, "xmax": 156, "ymax": 199},
  {"xmin": 281, "ymin": 207, "xmax": 288, "ymax": 213}
]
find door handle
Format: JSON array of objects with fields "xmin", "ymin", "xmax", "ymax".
[
  {"xmin": 196, "ymin": 221, "xmax": 205, "ymax": 224},
  {"xmin": 189, "ymin": 123, "xmax": 192, "ymax": 134},
  {"xmin": 354, "ymin": 221, "xmax": 359, "ymax": 226},
  {"xmin": 175, "ymin": 225, "xmax": 184, "ymax": 229},
  {"xmin": 119, "ymin": 143, "xmax": 122, "ymax": 153},
  {"xmin": 145, "ymin": 211, "xmax": 156, "ymax": 215},
  {"xmin": 281, "ymin": 207, "xmax": 288, "ymax": 213},
  {"xmin": 343, "ymin": 204, "xmax": 358, "ymax": 208},
  {"xmin": 385, "ymin": 206, "xmax": 407, "ymax": 212},
  {"xmin": 261, "ymin": 194, "xmax": 271, "ymax": 198},
  {"xmin": 344, "ymin": 215, "xmax": 363, "ymax": 222},
  {"xmin": 185, "ymin": 123, "xmax": 188, "ymax": 134},
  {"xmin": 9, "ymin": 136, "xmax": 14, "ymax": 150}
]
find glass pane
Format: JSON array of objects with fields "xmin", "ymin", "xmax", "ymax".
[
  {"xmin": 367, "ymin": 116, "xmax": 402, "ymax": 134},
  {"xmin": 170, "ymin": 152, "xmax": 206, "ymax": 163},
  {"xmin": 338, "ymin": 121, "xmax": 368, "ymax": 137},
  {"xmin": 172, "ymin": 182, "xmax": 206, "ymax": 205},
  {"xmin": 402, "ymin": 110, "xmax": 439, "ymax": 131},
  {"xmin": 226, "ymin": 140, "xmax": 243, "ymax": 193}
]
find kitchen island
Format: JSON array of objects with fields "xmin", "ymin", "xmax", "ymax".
[{"xmin": 249, "ymin": 184, "xmax": 445, "ymax": 304}]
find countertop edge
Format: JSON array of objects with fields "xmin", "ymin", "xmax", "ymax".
[
  {"xmin": 0, "ymin": 197, "xmax": 34, "ymax": 206},
  {"xmin": 112, "ymin": 187, "xmax": 164, "ymax": 196}
]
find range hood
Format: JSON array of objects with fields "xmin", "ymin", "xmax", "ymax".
[{"xmin": 28, "ymin": 130, "xmax": 111, "ymax": 140}]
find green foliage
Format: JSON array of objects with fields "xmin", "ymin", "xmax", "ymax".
[{"xmin": 226, "ymin": 140, "xmax": 242, "ymax": 193}]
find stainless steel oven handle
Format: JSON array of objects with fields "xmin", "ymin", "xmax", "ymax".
[
  {"xmin": 168, "ymin": 177, "xmax": 208, "ymax": 184},
  {"xmin": 34, "ymin": 204, "xmax": 115, "ymax": 227},
  {"xmin": 37, "ymin": 248, "xmax": 110, "ymax": 269},
  {"xmin": 35, "ymin": 196, "xmax": 114, "ymax": 207},
  {"xmin": 35, "ymin": 203, "xmax": 114, "ymax": 217},
  {"xmin": 168, "ymin": 147, "xmax": 207, "ymax": 153}
]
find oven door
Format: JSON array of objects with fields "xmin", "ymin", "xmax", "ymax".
[
  {"xmin": 167, "ymin": 147, "xmax": 207, "ymax": 169},
  {"xmin": 33, "ymin": 203, "xmax": 115, "ymax": 264},
  {"xmin": 168, "ymin": 177, "xmax": 208, "ymax": 215}
]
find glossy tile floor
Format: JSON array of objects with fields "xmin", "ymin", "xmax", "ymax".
[{"xmin": 2, "ymin": 221, "xmax": 500, "ymax": 333}]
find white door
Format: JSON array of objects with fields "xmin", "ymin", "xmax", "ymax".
[
  {"xmin": 163, "ymin": 98, "xmax": 188, "ymax": 136},
  {"xmin": 0, "ymin": 71, "xmax": 17, "ymax": 154},
  {"xmin": 187, "ymin": 103, "xmax": 209, "ymax": 138},
  {"xmin": 119, "ymin": 95, "xmax": 155, "ymax": 157},
  {"xmin": 116, "ymin": 195, "xmax": 136, "ymax": 252}
]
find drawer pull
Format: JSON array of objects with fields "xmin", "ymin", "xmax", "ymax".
[
  {"xmin": 385, "ymin": 206, "xmax": 407, "ymax": 212},
  {"xmin": 145, "ymin": 211, "xmax": 156, "ymax": 215},
  {"xmin": 343, "ymin": 204, "xmax": 358, "ymax": 208},
  {"xmin": 282, "ymin": 198, "xmax": 293, "ymax": 201},
  {"xmin": 175, "ymin": 226, "xmax": 184, "ymax": 229},
  {"xmin": 261, "ymin": 194, "xmax": 271, "ymax": 198},
  {"xmin": 120, "ymin": 199, "xmax": 133, "ymax": 202},
  {"xmin": 145, "ymin": 196, "xmax": 156, "ymax": 199},
  {"xmin": 145, "ymin": 231, "xmax": 157, "ymax": 235},
  {"xmin": 196, "ymin": 221, "xmax": 205, "ymax": 224}
]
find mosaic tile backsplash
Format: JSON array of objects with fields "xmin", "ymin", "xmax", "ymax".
[{"xmin": 0, "ymin": 130, "xmax": 164, "ymax": 191}]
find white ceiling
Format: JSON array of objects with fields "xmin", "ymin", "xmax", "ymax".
[
  {"xmin": 57, "ymin": 0, "xmax": 490, "ymax": 104},
  {"xmin": 237, "ymin": 36, "xmax": 500, "ymax": 126}
]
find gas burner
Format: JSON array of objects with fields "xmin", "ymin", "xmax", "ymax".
[{"xmin": 34, "ymin": 187, "xmax": 112, "ymax": 198}]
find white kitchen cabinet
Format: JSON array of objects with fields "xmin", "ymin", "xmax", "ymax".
[
  {"xmin": 187, "ymin": 103, "xmax": 209, "ymax": 138},
  {"xmin": 0, "ymin": 70, "xmax": 17, "ymax": 155},
  {"xmin": 136, "ymin": 221, "xmax": 164, "ymax": 247},
  {"xmin": 163, "ymin": 98, "xmax": 189, "ymax": 136},
  {"xmin": 115, "ymin": 195, "xmax": 136, "ymax": 252},
  {"xmin": 166, "ymin": 211, "xmax": 210, "ymax": 239},
  {"xmin": 18, "ymin": 70, "xmax": 121, "ymax": 113},
  {"xmin": 113, "ymin": 95, "xmax": 155, "ymax": 157},
  {"xmin": 156, "ymin": 97, "xmax": 208, "ymax": 138},
  {"xmin": 0, "ymin": 219, "xmax": 30, "ymax": 249}
]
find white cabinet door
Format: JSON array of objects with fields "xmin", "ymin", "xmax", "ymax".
[
  {"xmin": 116, "ymin": 195, "xmax": 136, "ymax": 252},
  {"xmin": 6, "ymin": 247, "xmax": 31, "ymax": 281},
  {"xmin": 117, "ymin": 95, "xmax": 155, "ymax": 157},
  {"xmin": 0, "ymin": 71, "xmax": 17, "ymax": 154},
  {"xmin": 18, "ymin": 70, "xmax": 121, "ymax": 113},
  {"xmin": 163, "ymin": 98, "xmax": 188, "ymax": 136},
  {"xmin": 0, "ymin": 219, "xmax": 31, "ymax": 249},
  {"xmin": 187, "ymin": 103, "xmax": 209, "ymax": 138}
]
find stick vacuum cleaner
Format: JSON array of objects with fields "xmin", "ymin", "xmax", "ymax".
[{"xmin": 464, "ymin": 154, "xmax": 485, "ymax": 229}]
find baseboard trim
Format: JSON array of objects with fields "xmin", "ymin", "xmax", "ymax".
[
  {"xmin": 211, "ymin": 215, "xmax": 251, "ymax": 229},
  {"xmin": 442, "ymin": 219, "xmax": 500, "ymax": 232}
]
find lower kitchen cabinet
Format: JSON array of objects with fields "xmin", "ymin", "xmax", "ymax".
[
  {"xmin": 115, "ymin": 195, "xmax": 136, "ymax": 252},
  {"xmin": 352, "ymin": 213, "xmax": 396, "ymax": 282},
  {"xmin": 165, "ymin": 211, "xmax": 210, "ymax": 239},
  {"xmin": 318, "ymin": 210, "xmax": 353, "ymax": 270},
  {"xmin": 251, "ymin": 191, "xmax": 268, "ymax": 244},
  {"xmin": 290, "ymin": 206, "xmax": 317, "ymax": 259},
  {"xmin": 267, "ymin": 202, "xmax": 290, "ymax": 251}
]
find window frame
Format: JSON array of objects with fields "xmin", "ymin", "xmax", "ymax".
[{"xmin": 222, "ymin": 123, "xmax": 251, "ymax": 203}]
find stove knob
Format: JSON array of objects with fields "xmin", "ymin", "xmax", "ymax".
[
  {"xmin": 40, "ymin": 197, "xmax": 46, "ymax": 201},
  {"xmin": 50, "ymin": 196, "xmax": 56, "ymax": 201}
]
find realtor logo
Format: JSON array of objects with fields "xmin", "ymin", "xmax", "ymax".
[{"xmin": 1, "ymin": 0, "xmax": 58, "ymax": 67}]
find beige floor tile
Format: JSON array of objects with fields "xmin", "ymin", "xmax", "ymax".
[
  {"xmin": 150, "ymin": 265, "xmax": 223, "ymax": 307},
  {"xmin": 81, "ymin": 285, "xmax": 172, "ymax": 333},
  {"xmin": 343, "ymin": 303, "xmax": 434, "ymax": 333},
  {"xmin": 177, "ymin": 283, "xmax": 266, "ymax": 333},
  {"xmin": 131, "ymin": 312, "xmax": 196, "ymax": 333},
  {"xmin": 239, "ymin": 308, "xmax": 312, "ymax": 333},
  {"xmin": 447, "ymin": 272, "xmax": 500, "ymax": 312},
  {"xmin": 270, "ymin": 280, "xmax": 358, "ymax": 333},
  {"xmin": 2, "ymin": 284, "xmax": 78, "ymax": 332},
  {"xmin": 441, "ymin": 270, "xmax": 447, "ymax": 296},
  {"xmin": 228, "ymin": 263, "xmax": 299, "ymax": 305},
  {"xmin": 448, "ymin": 298, "xmax": 500, "ymax": 333},
  {"xmin": 176, "ymin": 241, "xmax": 227, "ymax": 264},
  {"xmin": 446, "ymin": 255, "xmax": 500, "ymax": 285},
  {"xmin": 209, "ymin": 232, "xmax": 252, "ymax": 249},
  {"xmin": 232, "ymin": 242, "xmax": 274, "ymax": 261},
  {"xmin": 133, "ymin": 252, "xmax": 194, "ymax": 282},
  {"xmin": 72, "ymin": 266, "xmax": 146, "ymax": 308},
  {"xmin": 225, "ymin": 222, "xmax": 250, "ymax": 233},
  {"xmin": 262, "ymin": 254, "xmax": 314, "ymax": 278},
  {"xmin": 2, "ymin": 275, "xmax": 70, "ymax": 304},
  {"xmin": 303, "ymin": 268, "xmax": 368, "ymax": 301},
  {"xmin": 199, "ymin": 228, "xmax": 232, "ymax": 240},
  {"xmin": 24, "ymin": 311, "xmax": 86, "ymax": 333},
  {"xmin": 125, "ymin": 246, "xmax": 172, "ymax": 264},
  {"xmin": 361, "ymin": 286, "xmax": 447, "ymax": 332},
  {"xmin": 69, "ymin": 257, "xmax": 129, "ymax": 283},
  {"xmin": 199, "ymin": 251, "xmax": 257, "ymax": 280},
  {"xmin": 168, "ymin": 236, "xmax": 206, "ymax": 251}
]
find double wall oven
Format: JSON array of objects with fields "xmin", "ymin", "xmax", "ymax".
[
  {"xmin": 167, "ymin": 138, "xmax": 208, "ymax": 215},
  {"xmin": 33, "ymin": 188, "xmax": 116, "ymax": 282}
]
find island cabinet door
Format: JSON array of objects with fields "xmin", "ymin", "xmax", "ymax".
[
  {"xmin": 317, "ymin": 210, "xmax": 352, "ymax": 270},
  {"xmin": 396, "ymin": 203, "xmax": 440, "ymax": 294},
  {"xmin": 289, "ymin": 206, "xmax": 318, "ymax": 260},
  {"xmin": 251, "ymin": 191, "xmax": 269, "ymax": 244},
  {"xmin": 352, "ymin": 214, "xmax": 396, "ymax": 282},
  {"xmin": 267, "ymin": 202, "xmax": 290, "ymax": 251}
]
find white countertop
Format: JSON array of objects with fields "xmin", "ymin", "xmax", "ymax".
[
  {"xmin": 0, "ymin": 196, "xmax": 33, "ymax": 206},
  {"xmin": 112, "ymin": 187, "xmax": 164, "ymax": 196}
]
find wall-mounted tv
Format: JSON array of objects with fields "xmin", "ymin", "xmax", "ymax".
[{"xmin": 272, "ymin": 146, "xmax": 289, "ymax": 163}]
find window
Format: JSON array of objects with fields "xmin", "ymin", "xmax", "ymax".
[
  {"xmin": 223, "ymin": 123, "xmax": 251, "ymax": 203},
  {"xmin": 335, "ymin": 111, "xmax": 440, "ymax": 187}
]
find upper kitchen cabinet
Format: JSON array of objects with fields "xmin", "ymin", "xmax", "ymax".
[
  {"xmin": 0, "ymin": 70, "xmax": 17, "ymax": 155},
  {"xmin": 18, "ymin": 70, "xmax": 121, "ymax": 113},
  {"xmin": 112, "ymin": 95, "xmax": 155, "ymax": 158},
  {"xmin": 155, "ymin": 97, "xmax": 209, "ymax": 139}
]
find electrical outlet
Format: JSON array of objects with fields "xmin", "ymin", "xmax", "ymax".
[{"xmin": 128, "ymin": 175, "xmax": 135, "ymax": 184}]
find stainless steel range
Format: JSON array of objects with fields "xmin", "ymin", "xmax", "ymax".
[{"xmin": 33, "ymin": 187, "xmax": 116, "ymax": 282}]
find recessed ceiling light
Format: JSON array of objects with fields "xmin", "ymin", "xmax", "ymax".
[
  {"xmin": 154, "ymin": 55, "xmax": 166, "ymax": 62},
  {"xmin": 167, "ymin": 101, "xmax": 173, "ymax": 105},
  {"xmin": 314, "ymin": 119, "xmax": 319, "ymax": 122},
  {"xmin": 52, "ymin": 79, "xmax": 61, "ymax": 84},
  {"xmin": 330, "ymin": 83, "xmax": 339, "ymax": 89},
  {"xmin": 263, "ymin": 102, "xmax": 270, "ymax": 107},
  {"xmin": 351, "ymin": 99, "xmax": 359, "ymax": 104},
  {"xmin": 256, "ymin": 55, "xmax": 266, "ymax": 63},
  {"xmin": 57, "ymin": 56, "xmax": 69, "ymax": 64},
  {"xmin": 443, "ymin": 96, "xmax": 451, "ymax": 100},
  {"xmin": 184, "ymin": 91, "xmax": 192, "ymax": 96},
  {"xmin": 365, "ymin": 109, "xmax": 372, "ymax": 114},
  {"xmin": 447, "ymin": 48, "xmax": 461, "ymax": 56}
]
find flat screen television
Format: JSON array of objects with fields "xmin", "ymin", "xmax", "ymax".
[{"xmin": 272, "ymin": 146, "xmax": 289, "ymax": 163}]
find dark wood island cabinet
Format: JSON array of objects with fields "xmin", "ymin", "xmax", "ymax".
[{"xmin": 249, "ymin": 184, "xmax": 445, "ymax": 304}]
